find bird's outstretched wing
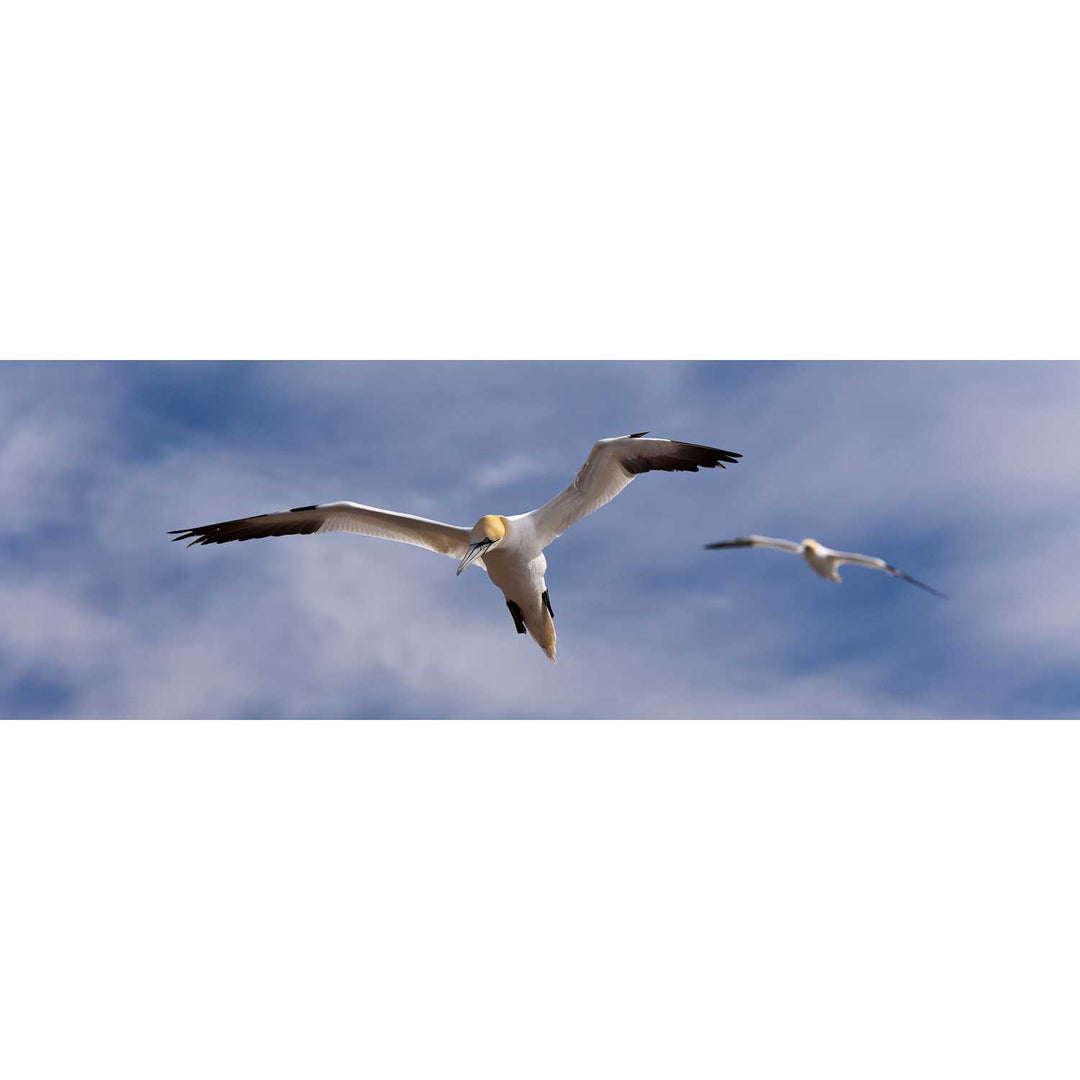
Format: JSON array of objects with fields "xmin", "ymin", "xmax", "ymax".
[
  {"xmin": 527, "ymin": 433, "xmax": 741, "ymax": 549},
  {"xmin": 705, "ymin": 535, "xmax": 803, "ymax": 554},
  {"xmin": 830, "ymin": 550, "xmax": 947, "ymax": 599},
  {"xmin": 169, "ymin": 501, "xmax": 471, "ymax": 559}
]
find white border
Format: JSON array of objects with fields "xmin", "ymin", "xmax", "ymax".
[
  {"xmin": 2, "ymin": 2, "xmax": 1077, "ymax": 360},
  {"xmin": 2, "ymin": 720, "xmax": 1079, "ymax": 1079}
]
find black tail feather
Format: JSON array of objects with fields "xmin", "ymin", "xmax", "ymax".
[{"xmin": 506, "ymin": 600, "xmax": 527, "ymax": 634}]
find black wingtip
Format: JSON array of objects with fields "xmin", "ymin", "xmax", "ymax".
[
  {"xmin": 628, "ymin": 431, "xmax": 650, "ymax": 439},
  {"xmin": 888, "ymin": 566, "xmax": 948, "ymax": 599},
  {"xmin": 913, "ymin": 581, "xmax": 949, "ymax": 600},
  {"xmin": 910, "ymin": 582, "xmax": 948, "ymax": 600}
]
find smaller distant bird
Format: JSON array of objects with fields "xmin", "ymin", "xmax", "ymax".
[{"xmin": 704, "ymin": 536, "xmax": 946, "ymax": 598}]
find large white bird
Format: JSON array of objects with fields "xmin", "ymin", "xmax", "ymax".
[
  {"xmin": 704, "ymin": 536, "xmax": 946, "ymax": 598},
  {"xmin": 170, "ymin": 433, "xmax": 741, "ymax": 662}
]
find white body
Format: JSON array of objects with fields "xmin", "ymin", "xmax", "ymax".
[
  {"xmin": 802, "ymin": 543, "xmax": 844, "ymax": 582},
  {"xmin": 480, "ymin": 516, "xmax": 555, "ymax": 660}
]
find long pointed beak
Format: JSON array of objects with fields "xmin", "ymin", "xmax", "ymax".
[{"xmin": 457, "ymin": 539, "xmax": 493, "ymax": 576}]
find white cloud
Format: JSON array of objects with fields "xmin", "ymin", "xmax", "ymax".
[{"xmin": 0, "ymin": 365, "xmax": 121, "ymax": 537}]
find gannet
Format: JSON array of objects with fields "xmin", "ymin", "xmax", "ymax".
[
  {"xmin": 170, "ymin": 433, "xmax": 741, "ymax": 662},
  {"xmin": 704, "ymin": 536, "xmax": 946, "ymax": 598}
]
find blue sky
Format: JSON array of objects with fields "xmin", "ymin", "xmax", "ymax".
[{"xmin": 1, "ymin": 360, "xmax": 1077, "ymax": 719}]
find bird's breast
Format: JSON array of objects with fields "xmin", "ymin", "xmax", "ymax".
[{"xmin": 484, "ymin": 546, "xmax": 546, "ymax": 594}]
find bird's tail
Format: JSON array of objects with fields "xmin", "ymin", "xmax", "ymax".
[{"xmin": 527, "ymin": 605, "xmax": 557, "ymax": 665}]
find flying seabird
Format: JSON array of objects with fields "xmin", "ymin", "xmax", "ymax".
[
  {"xmin": 170, "ymin": 433, "xmax": 742, "ymax": 662},
  {"xmin": 704, "ymin": 536, "xmax": 946, "ymax": 598}
]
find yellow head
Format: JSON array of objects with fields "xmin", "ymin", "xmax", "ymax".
[
  {"xmin": 802, "ymin": 539, "xmax": 819, "ymax": 553},
  {"xmin": 470, "ymin": 515, "xmax": 507, "ymax": 543},
  {"xmin": 458, "ymin": 515, "xmax": 509, "ymax": 575}
]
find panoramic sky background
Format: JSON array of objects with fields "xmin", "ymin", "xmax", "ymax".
[{"xmin": 1, "ymin": 360, "xmax": 1077, "ymax": 719}]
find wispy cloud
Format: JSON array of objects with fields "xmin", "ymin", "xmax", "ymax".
[{"xmin": 471, "ymin": 454, "xmax": 552, "ymax": 492}]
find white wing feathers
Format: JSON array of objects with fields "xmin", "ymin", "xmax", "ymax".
[
  {"xmin": 828, "ymin": 550, "xmax": 887, "ymax": 570},
  {"xmin": 526, "ymin": 433, "xmax": 742, "ymax": 549},
  {"xmin": 704, "ymin": 535, "xmax": 803, "ymax": 554},
  {"xmin": 169, "ymin": 501, "xmax": 471, "ymax": 559},
  {"xmin": 829, "ymin": 552, "xmax": 947, "ymax": 598}
]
